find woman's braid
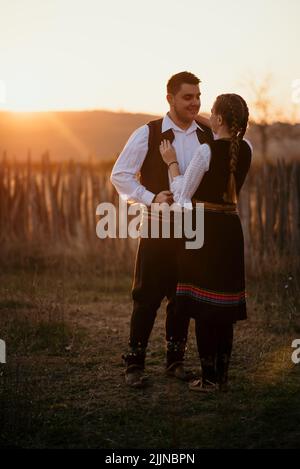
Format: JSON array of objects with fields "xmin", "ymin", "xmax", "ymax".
[{"xmin": 214, "ymin": 93, "xmax": 249, "ymax": 204}]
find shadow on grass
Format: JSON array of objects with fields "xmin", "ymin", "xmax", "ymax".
[
  {"xmin": 1, "ymin": 319, "xmax": 85, "ymax": 356},
  {"xmin": 1, "ymin": 357, "xmax": 299, "ymax": 449},
  {"xmin": 0, "ymin": 266, "xmax": 299, "ymax": 448}
]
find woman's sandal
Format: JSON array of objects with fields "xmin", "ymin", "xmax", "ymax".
[{"xmin": 189, "ymin": 379, "xmax": 217, "ymax": 393}]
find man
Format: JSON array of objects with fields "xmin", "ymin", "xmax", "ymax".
[{"xmin": 110, "ymin": 71, "xmax": 213, "ymax": 387}]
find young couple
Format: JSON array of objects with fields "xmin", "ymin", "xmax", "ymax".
[{"xmin": 110, "ymin": 71, "xmax": 252, "ymax": 392}]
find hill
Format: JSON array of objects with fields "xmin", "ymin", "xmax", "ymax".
[
  {"xmin": 0, "ymin": 110, "xmax": 299, "ymax": 162},
  {"xmin": 0, "ymin": 110, "xmax": 160, "ymax": 162}
]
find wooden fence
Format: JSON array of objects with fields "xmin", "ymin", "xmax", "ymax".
[{"xmin": 0, "ymin": 154, "xmax": 299, "ymax": 273}]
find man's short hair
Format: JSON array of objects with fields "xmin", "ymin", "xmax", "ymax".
[{"xmin": 167, "ymin": 71, "xmax": 201, "ymax": 95}]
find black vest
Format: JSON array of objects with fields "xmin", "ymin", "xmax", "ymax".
[
  {"xmin": 140, "ymin": 118, "xmax": 213, "ymax": 196},
  {"xmin": 192, "ymin": 139, "xmax": 252, "ymax": 203}
]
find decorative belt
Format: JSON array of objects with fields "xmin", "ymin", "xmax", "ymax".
[{"xmin": 192, "ymin": 199, "xmax": 238, "ymax": 214}]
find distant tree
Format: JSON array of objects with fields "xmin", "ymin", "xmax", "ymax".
[{"xmin": 246, "ymin": 75, "xmax": 274, "ymax": 163}]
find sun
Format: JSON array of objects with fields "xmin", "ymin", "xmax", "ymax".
[
  {"xmin": 0, "ymin": 66, "xmax": 72, "ymax": 113},
  {"xmin": 0, "ymin": 76, "xmax": 49, "ymax": 112}
]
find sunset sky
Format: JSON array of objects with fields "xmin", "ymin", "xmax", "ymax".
[{"xmin": 0, "ymin": 0, "xmax": 300, "ymax": 121}]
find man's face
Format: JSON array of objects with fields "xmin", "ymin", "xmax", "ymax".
[{"xmin": 168, "ymin": 83, "xmax": 201, "ymax": 123}]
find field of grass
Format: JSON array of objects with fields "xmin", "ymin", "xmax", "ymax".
[{"xmin": 0, "ymin": 259, "xmax": 300, "ymax": 449}]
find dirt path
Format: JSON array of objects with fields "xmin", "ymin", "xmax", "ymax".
[{"xmin": 1, "ymin": 285, "xmax": 300, "ymax": 448}]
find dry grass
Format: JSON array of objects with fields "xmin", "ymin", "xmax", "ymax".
[
  {"xmin": 1, "ymin": 259, "xmax": 300, "ymax": 449},
  {"xmin": 0, "ymin": 157, "xmax": 299, "ymax": 277}
]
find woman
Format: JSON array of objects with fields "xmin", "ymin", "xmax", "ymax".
[{"xmin": 159, "ymin": 93, "xmax": 252, "ymax": 392}]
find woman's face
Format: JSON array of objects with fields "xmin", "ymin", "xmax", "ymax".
[{"xmin": 210, "ymin": 104, "xmax": 221, "ymax": 134}]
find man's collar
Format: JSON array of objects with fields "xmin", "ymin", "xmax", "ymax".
[{"xmin": 162, "ymin": 113, "xmax": 204, "ymax": 134}]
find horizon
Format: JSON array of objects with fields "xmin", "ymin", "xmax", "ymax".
[{"xmin": 0, "ymin": 107, "xmax": 298, "ymax": 125}]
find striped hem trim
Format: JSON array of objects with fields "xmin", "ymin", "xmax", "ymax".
[{"xmin": 176, "ymin": 283, "xmax": 246, "ymax": 306}]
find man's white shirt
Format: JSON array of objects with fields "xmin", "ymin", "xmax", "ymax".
[{"xmin": 110, "ymin": 114, "xmax": 207, "ymax": 206}]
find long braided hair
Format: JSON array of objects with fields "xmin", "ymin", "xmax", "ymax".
[{"xmin": 213, "ymin": 93, "xmax": 249, "ymax": 204}]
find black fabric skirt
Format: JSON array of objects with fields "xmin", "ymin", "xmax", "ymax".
[{"xmin": 176, "ymin": 209, "xmax": 247, "ymax": 324}]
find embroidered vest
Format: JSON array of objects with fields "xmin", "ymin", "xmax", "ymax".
[{"xmin": 140, "ymin": 118, "xmax": 213, "ymax": 198}]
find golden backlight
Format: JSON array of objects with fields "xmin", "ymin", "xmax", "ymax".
[{"xmin": 0, "ymin": 0, "xmax": 299, "ymax": 121}]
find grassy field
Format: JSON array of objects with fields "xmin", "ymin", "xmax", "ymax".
[{"xmin": 0, "ymin": 262, "xmax": 300, "ymax": 449}]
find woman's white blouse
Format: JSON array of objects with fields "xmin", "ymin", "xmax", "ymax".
[{"xmin": 170, "ymin": 143, "xmax": 212, "ymax": 209}]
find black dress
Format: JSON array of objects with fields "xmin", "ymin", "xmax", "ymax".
[{"xmin": 176, "ymin": 139, "xmax": 252, "ymax": 324}]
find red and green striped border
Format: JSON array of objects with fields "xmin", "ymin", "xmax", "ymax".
[{"xmin": 176, "ymin": 283, "xmax": 246, "ymax": 306}]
